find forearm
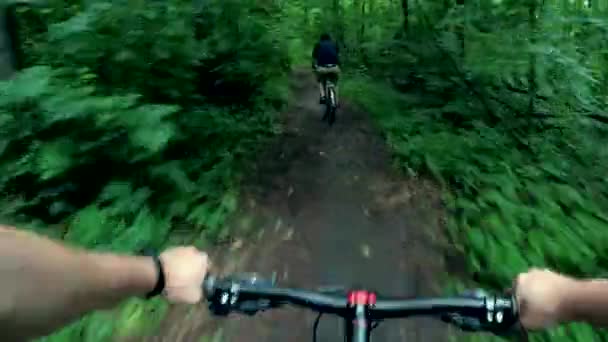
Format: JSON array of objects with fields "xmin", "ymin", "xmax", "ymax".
[
  {"xmin": 562, "ymin": 278, "xmax": 608, "ymax": 326},
  {"xmin": 0, "ymin": 226, "xmax": 157, "ymax": 341}
]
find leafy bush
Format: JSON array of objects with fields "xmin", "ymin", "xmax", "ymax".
[
  {"xmin": 344, "ymin": 68, "xmax": 608, "ymax": 341},
  {"xmin": 1, "ymin": 0, "xmax": 291, "ymax": 340}
]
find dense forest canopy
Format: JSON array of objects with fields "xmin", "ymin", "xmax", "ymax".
[{"xmin": 1, "ymin": 0, "xmax": 608, "ymax": 341}]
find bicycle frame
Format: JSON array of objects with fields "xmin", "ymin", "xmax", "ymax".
[
  {"xmin": 323, "ymin": 79, "xmax": 337, "ymax": 125},
  {"xmin": 315, "ymin": 64, "xmax": 338, "ymax": 125},
  {"xmin": 325, "ymin": 80, "xmax": 336, "ymax": 109},
  {"xmin": 203, "ymin": 275, "xmax": 518, "ymax": 342}
]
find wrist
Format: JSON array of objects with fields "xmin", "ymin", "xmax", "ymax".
[
  {"xmin": 558, "ymin": 277, "xmax": 594, "ymax": 323},
  {"xmin": 92, "ymin": 253, "xmax": 158, "ymax": 299},
  {"xmin": 145, "ymin": 255, "xmax": 165, "ymax": 298},
  {"xmin": 136, "ymin": 256, "xmax": 159, "ymax": 297}
]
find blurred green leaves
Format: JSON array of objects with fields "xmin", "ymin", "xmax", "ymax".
[
  {"xmin": 345, "ymin": 58, "xmax": 608, "ymax": 342},
  {"xmin": 2, "ymin": 0, "xmax": 291, "ymax": 340}
]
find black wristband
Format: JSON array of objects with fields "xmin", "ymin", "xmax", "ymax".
[{"xmin": 145, "ymin": 255, "xmax": 165, "ymax": 299}]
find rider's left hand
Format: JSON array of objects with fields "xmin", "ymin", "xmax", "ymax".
[{"xmin": 160, "ymin": 246, "xmax": 210, "ymax": 303}]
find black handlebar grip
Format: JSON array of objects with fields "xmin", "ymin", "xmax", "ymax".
[
  {"xmin": 202, "ymin": 274, "xmax": 217, "ymax": 300},
  {"xmin": 441, "ymin": 290, "xmax": 520, "ymax": 335},
  {"xmin": 491, "ymin": 294, "xmax": 519, "ymax": 331}
]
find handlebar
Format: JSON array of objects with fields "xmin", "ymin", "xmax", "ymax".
[{"xmin": 202, "ymin": 273, "xmax": 519, "ymax": 341}]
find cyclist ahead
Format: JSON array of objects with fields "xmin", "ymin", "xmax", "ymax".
[
  {"xmin": 312, "ymin": 33, "xmax": 341, "ymax": 106},
  {"xmin": 2, "ymin": 225, "xmax": 608, "ymax": 339}
]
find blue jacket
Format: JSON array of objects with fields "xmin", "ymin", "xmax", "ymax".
[{"xmin": 312, "ymin": 40, "xmax": 340, "ymax": 67}]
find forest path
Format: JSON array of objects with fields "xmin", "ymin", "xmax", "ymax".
[{"xmin": 147, "ymin": 69, "xmax": 453, "ymax": 342}]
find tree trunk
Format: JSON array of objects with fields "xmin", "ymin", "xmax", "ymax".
[
  {"xmin": 0, "ymin": 6, "xmax": 16, "ymax": 80},
  {"xmin": 359, "ymin": 0, "xmax": 365, "ymax": 44},
  {"xmin": 456, "ymin": 0, "xmax": 464, "ymax": 59},
  {"xmin": 401, "ymin": 0, "xmax": 408, "ymax": 32},
  {"xmin": 333, "ymin": 0, "xmax": 344, "ymax": 47},
  {"xmin": 527, "ymin": 0, "xmax": 537, "ymax": 115}
]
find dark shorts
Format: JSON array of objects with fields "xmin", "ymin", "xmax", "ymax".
[{"xmin": 314, "ymin": 65, "xmax": 340, "ymax": 84}]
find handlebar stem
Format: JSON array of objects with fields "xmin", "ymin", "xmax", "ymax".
[{"xmin": 346, "ymin": 291, "xmax": 375, "ymax": 342}]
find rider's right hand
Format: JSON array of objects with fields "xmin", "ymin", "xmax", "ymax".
[
  {"xmin": 514, "ymin": 268, "xmax": 579, "ymax": 330},
  {"xmin": 159, "ymin": 247, "xmax": 210, "ymax": 303}
]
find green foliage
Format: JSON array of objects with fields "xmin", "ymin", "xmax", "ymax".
[
  {"xmin": 6, "ymin": 0, "xmax": 608, "ymax": 340},
  {"xmin": 343, "ymin": 1, "xmax": 608, "ymax": 338},
  {"xmin": 308, "ymin": 3, "xmax": 608, "ymax": 342},
  {"xmin": 3, "ymin": 0, "xmax": 290, "ymax": 340},
  {"xmin": 344, "ymin": 71, "xmax": 608, "ymax": 340}
]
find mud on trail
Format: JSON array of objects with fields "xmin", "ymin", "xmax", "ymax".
[{"xmin": 148, "ymin": 70, "xmax": 454, "ymax": 342}]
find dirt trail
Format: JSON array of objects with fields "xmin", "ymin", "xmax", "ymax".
[{"xmin": 148, "ymin": 70, "xmax": 452, "ymax": 342}]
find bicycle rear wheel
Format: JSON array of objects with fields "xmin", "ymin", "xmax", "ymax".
[{"xmin": 326, "ymin": 85, "xmax": 337, "ymax": 126}]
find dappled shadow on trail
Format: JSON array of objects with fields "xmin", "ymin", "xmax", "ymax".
[{"xmin": 147, "ymin": 69, "xmax": 453, "ymax": 341}]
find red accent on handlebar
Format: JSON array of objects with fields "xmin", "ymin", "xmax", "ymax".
[
  {"xmin": 369, "ymin": 293, "xmax": 377, "ymax": 305},
  {"xmin": 348, "ymin": 291, "xmax": 377, "ymax": 305}
]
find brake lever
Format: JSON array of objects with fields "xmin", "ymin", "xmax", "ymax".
[
  {"xmin": 207, "ymin": 272, "xmax": 280, "ymax": 316},
  {"xmin": 441, "ymin": 289, "xmax": 522, "ymax": 337},
  {"xmin": 235, "ymin": 298, "xmax": 279, "ymax": 315}
]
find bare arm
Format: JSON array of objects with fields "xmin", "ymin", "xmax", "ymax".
[
  {"xmin": 0, "ymin": 225, "xmax": 158, "ymax": 341},
  {"xmin": 516, "ymin": 268, "xmax": 608, "ymax": 329},
  {"xmin": 562, "ymin": 278, "xmax": 608, "ymax": 326}
]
